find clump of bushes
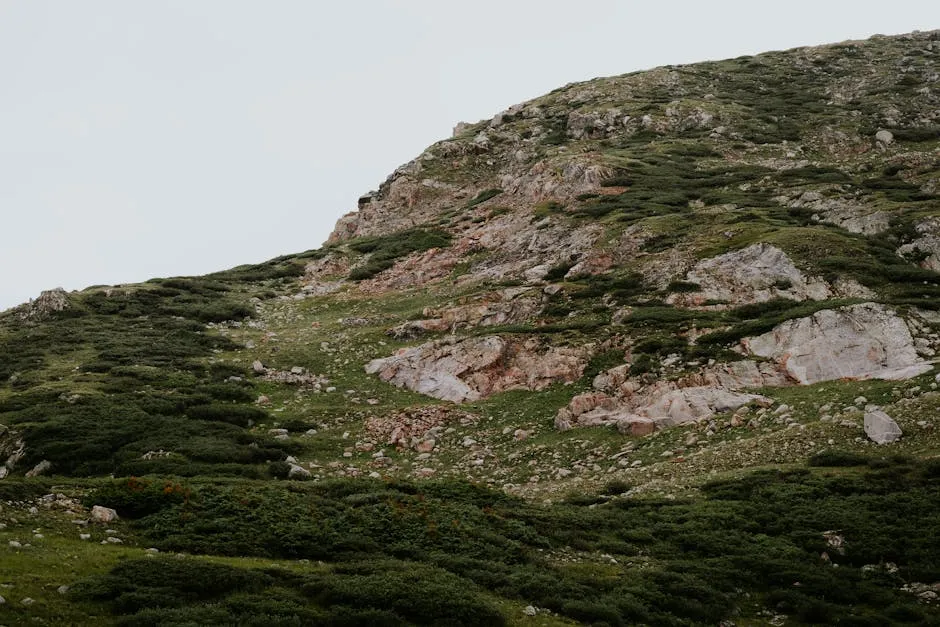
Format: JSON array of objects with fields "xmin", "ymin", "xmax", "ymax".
[
  {"xmin": 347, "ymin": 228, "xmax": 452, "ymax": 281},
  {"xmin": 84, "ymin": 476, "xmax": 190, "ymax": 518},
  {"xmin": 72, "ymin": 461, "xmax": 940, "ymax": 625}
]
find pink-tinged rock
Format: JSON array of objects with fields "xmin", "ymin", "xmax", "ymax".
[
  {"xmin": 568, "ymin": 392, "xmax": 612, "ymax": 416},
  {"xmin": 415, "ymin": 439, "xmax": 436, "ymax": 453},
  {"xmin": 365, "ymin": 336, "xmax": 587, "ymax": 403},
  {"xmin": 617, "ymin": 416, "xmax": 655, "ymax": 437}
]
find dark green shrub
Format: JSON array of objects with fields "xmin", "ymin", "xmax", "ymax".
[
  {"xmin": 85, "ymin": 477, "xmax": 190, "ymax": 518},
  {"xmin": 809, "ymin": 450, "xmax": 870, "ymax": 467},
  {"xmin": 465, "ymin": 188, "xmax": 503, "ymax": 208}
]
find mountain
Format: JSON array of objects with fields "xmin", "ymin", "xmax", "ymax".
[{"xmin": 2, "ymin": 30, "xmax": 940, "ymax": 625}]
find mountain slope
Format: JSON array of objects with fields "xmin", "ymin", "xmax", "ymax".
[{"xmin": 2, "ymin": 30, "xmax": 940, "ymax": 626}]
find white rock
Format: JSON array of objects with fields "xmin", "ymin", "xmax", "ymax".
[
  {"xmin": 288, "ymin": 463, "xmax": 311, "ymax": 479},
  {"xmin": 864, "ymin": 409, "xmax": 902, "ymax": 444},
  {"xmin": 744, "ymin": 303, "xmax": 931, "ymax": 384}
]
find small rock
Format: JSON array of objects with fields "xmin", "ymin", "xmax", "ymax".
[
  {"xmin": 252, "ymin": 360, "xmax": 265, "ymax": 373},
  {"xmin": 523, "ymin": 605, "xmax": 537, "ymax": 616},
  {"xmin": 8, "ymin": 540, "xmax": 22, "ymax": 548},
  {"xmin": 79, "ymin": 533, "xmax": 91, "ymax": 540},
  {"xmin": 288, "ymin": 464, "xmax": 312, "ymax": 479},
  {"xmin": 57, "ymin": 585, "xmax": 70, "ymax": 595},
  {"xmin": 415, "ymin": 439, "xmax": 436, "ymax": 453},
  {"xmin": 21, "ymin": 597, "xmax": 34, "ymax": 606},
  {"xmin": 146, "ymin": 548, "xmax": 160, "ymax": 553},
  {"xmin": 854, "ymin": 396, "xmax": 868, "ymax": 406},
  {"xmin": 106, "ymin": 536, "xmax": 123, "ymax": 544}
]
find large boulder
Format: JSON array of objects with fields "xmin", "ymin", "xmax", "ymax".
[
  {"xmin": 366, "ymin": 336, "xmax": 587, "ymax": 403},
  {"xmin": 668, "ymin": 243, "xmax": 833, "ymax": 307},
  {"xmin": 743, "ymin": 303, "xmax": 931, "ymax": 384},
  {"xmin": 864, "ymin": 409, "xmax": 902, "ymax": 444}
]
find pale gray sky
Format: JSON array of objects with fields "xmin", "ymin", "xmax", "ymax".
[{"xmin": 1, "ymin": 1, "xmax": 938, "ymax": 310}]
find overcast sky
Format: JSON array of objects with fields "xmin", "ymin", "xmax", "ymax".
[{"xmin": 1, "ymin": 1, "xmax": 938, "ymax": 310}]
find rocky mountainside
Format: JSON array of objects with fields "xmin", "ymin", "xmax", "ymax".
[{"xmin": 2, "ymin": 30, "xmax": 940, "ymax": 626}]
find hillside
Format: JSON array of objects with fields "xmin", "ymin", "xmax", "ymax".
[{"xmin": 2, "ymin": 30, "xmax": 940, "ymax": 625}]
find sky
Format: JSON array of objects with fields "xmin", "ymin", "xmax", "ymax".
[{"xmin": 1, "ymin": 1, "xmax": 938, "ymax": 310}]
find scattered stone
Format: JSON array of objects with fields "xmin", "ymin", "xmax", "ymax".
[
  {"xmin": 8, "ymin": 540, "xmax": 22, "ymax": 548},
  {"xmin": 21, "ymin": 597, "xmax": 34, "ymax": 606},
  {"xmin": 523, "ymin": 605, "xmax": 537, "ymax": 616},
  {"xmin": 57, "ymin": 585, "xmax": 70, "ymax": 595}
]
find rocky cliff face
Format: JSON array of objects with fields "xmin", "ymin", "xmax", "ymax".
[{"xmin": 301, "ymin": 30, "xmax": 940, "ymax": 438}]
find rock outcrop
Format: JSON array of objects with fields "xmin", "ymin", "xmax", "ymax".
[
  {"xmin": 365, "ymin": 336, "xmax": 588, "ymax": 403},
  {"xmin": 668, "ymin": 244, "xmax": 833, "ymax": 307},
  {"xmin": 17, "ymin": 288, "xmax": 70, "ymax": 321},
  {"xmin": 742, "ymin": 303, "xmax": 931, "ymax": 384}
]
